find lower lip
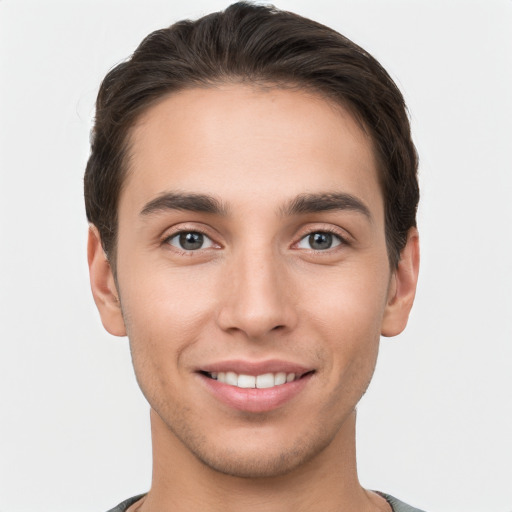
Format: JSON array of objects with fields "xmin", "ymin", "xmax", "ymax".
[{"xmin": 198, "ymin": 373, "xmax": 313, "ymax": 413}]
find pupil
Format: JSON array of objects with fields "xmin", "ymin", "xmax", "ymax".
[
  {"xmin": 179, "ymin": 232, "xmax": 203, "ymax": 250},
  {"xmin": 310, "ymin": 232, "xmax": 332, "ymax": 250}
]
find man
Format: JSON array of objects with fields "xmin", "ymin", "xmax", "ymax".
[{"xmin": 85, "ymin": 2, "xmax": 421, "ymax": 511}]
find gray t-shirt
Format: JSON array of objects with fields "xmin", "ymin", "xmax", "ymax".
[
  {"xmin": 378, "ymin": 492, "xmax": 427, "ymax": 512},
  {"xmin": 106, "ymin": 492, "xmax": 426, "ymax": 511}
]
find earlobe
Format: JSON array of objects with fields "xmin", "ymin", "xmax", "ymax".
[
  {"xmin": 381, "ymin": 227, "xmax": 420, "ymax": 337},
  {"xmin": 87, "ymin": 225, "xmax": 127, "ymax": 337}
]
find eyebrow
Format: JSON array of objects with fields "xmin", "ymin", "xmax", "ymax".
[
  {"xmin": 140, "ymin": 192, "xmax": 228, "ymax": 216},
  {"xmin": 140, "ymin": 190, "xmax": 371, "ymax": 221},
  {"xmin": 281, "ymin": 192, "xmax": 372, "ymax": 221}
]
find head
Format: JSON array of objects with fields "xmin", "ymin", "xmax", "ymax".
[
  {"xmin": 84, "ymin": 1, "xmax": 418, "ymax": 273},
  {"xmin": 86, "ymin": 2, "xmax": 420, "ymax": 480}
]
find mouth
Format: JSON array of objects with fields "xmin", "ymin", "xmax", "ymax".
[
  {"xmin": 197, "ymin": 361, "xmax": 315, "ymax": 412},
  {"xmin": 199, "ymin": 370, "xmax": 313, "ymax": 389}
]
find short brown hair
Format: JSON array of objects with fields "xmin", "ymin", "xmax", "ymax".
[{"xmin": 84, "ymin": 1, "xmax": 419, "ymax": 269}]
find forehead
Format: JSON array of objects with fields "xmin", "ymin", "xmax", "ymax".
[{"xmin": 121, "ymin": 84, "xmax": 383, "ymax": 220}]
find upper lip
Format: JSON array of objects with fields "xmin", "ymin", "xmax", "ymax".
[{"xmin": 198, "ymin": 359, "xmax": 313, "ymax": 376}]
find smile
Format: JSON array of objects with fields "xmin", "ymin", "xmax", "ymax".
[
  {"xmin": 198, "ymin": 362, "xmax": 315, "ymax": 413},
  {"xmin": 205, "ymin": 371, "xmax": 301, "ymax": 389}
]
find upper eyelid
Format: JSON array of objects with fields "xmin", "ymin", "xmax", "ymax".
[
  {"xmin": 164, "ymin": 230, "xmax": 216, "ymax": 245},
  {"xmin": 294, "ymin": 224, "xmax": 352, "ymax": 243},
  {"xmin": 164, "ymin": 227, "xmax": 210, "ymax": 238},
  {"xmin": 166, "ymin": 230, "xmax": 213, "ymax": 241},
  {"xmin": 159, "ymin": 223, "xmax": 351, "ymax": 246},
  {"xmin": 294, "ymin": 231, "xmax": 346, "ymax": 250},
  {"xmin": 166, "ymin": 231, "xmax": 216, "ymax": 250},
  {"xmin": 161, "ymin": 223, "xmax": 220, "ymax": 242},
  {"xmin": 161, "ymin": 225, "xmax": 228, "ymax": 257}
]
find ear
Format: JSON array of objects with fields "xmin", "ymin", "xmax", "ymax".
[
  {"xmin": 87, "ymin": 225, "xmax": 127, "ymax": 337},
  {"xmin": 381, "ymin": 227, "xmax": 420, "ymax": 337}
]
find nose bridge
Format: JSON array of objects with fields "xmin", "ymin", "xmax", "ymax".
[{"xmin": 218, "ymin": 239, "xmax": 296, "ymax": 338}]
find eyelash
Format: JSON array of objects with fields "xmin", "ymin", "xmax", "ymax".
[
  {"xmin": 161, "ymin": 226, "xmax": 350, "ymax": 254},
  {"xmin": 162, "ymin": 226, "xmax": 219, "ymax": 255},
  {"xmin": 294, "ymin": 227, "xmax": 350, "ymax": 252}
]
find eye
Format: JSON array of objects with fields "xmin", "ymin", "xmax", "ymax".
[
  {"xmin": 166, "ymin": 231, "xmax": 215, "ymax": 251},
  {"xmin": 296, "ymin": 231, "xmax": 343, "ymax": 251}
]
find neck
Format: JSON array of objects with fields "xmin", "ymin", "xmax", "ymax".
[{"xmin": 135, "ymin": 408, "xmax": 387, "ymax": 512}]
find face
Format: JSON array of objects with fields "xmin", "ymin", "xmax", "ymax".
[{"xmin": 89, "ymin": 84, "xmax": 418, "ymax": 478}]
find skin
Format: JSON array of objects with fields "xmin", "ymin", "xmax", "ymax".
[{"xmin": 88, "ymin": 85, "xmax": 419, "ymax": 512}]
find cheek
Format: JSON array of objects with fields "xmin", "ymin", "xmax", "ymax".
[
  {"xmin": 303, "ymin": 262, "xmax": 389, "ymax": 338},
  {"xmin": 299, "ymin": 262, "xmax": 389, "ymax": 388},
  {"xmin": 117, "ymin": 263, "xmax": 218, "ymax": 385},
  {"xmin": 315, "ymin": 298, "xmax": 383, "ymax": 382},
  {"xmin": 120, "ymin": 258, "xmax": 218, "ymax": 334}
]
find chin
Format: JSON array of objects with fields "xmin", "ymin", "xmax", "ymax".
[
  {"xmin": 181, "ymin": 426, "xmax": 336, "ymax": 479},
  {"xmin": 194, "ymin": 446, "xmax": 313, "ymax": 479}
]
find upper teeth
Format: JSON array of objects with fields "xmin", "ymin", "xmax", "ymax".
[{"xmin": 210, "ymin": 371, "xmax": 297, "ymax": 389}]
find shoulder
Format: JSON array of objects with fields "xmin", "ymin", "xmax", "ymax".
[
  {"xmin": 106, "ymin": 492, "xmax": 425, "ymax": 512},
  {"xmin": 377, "ymin": 492, "xmax": 427, "ymax": 512},
  {"xmin": 105, "ymin": 494, "xmax": 146, "ymax": 512}
]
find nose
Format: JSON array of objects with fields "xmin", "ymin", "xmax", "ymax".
[{"xmin": 216, "ymin": 246, "xmax": 298, "ymax": 340}]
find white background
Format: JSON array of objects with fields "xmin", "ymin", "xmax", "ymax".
[{"xmin": 1, "ymin": 1, "xmax": 511, "ymax": 511}]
